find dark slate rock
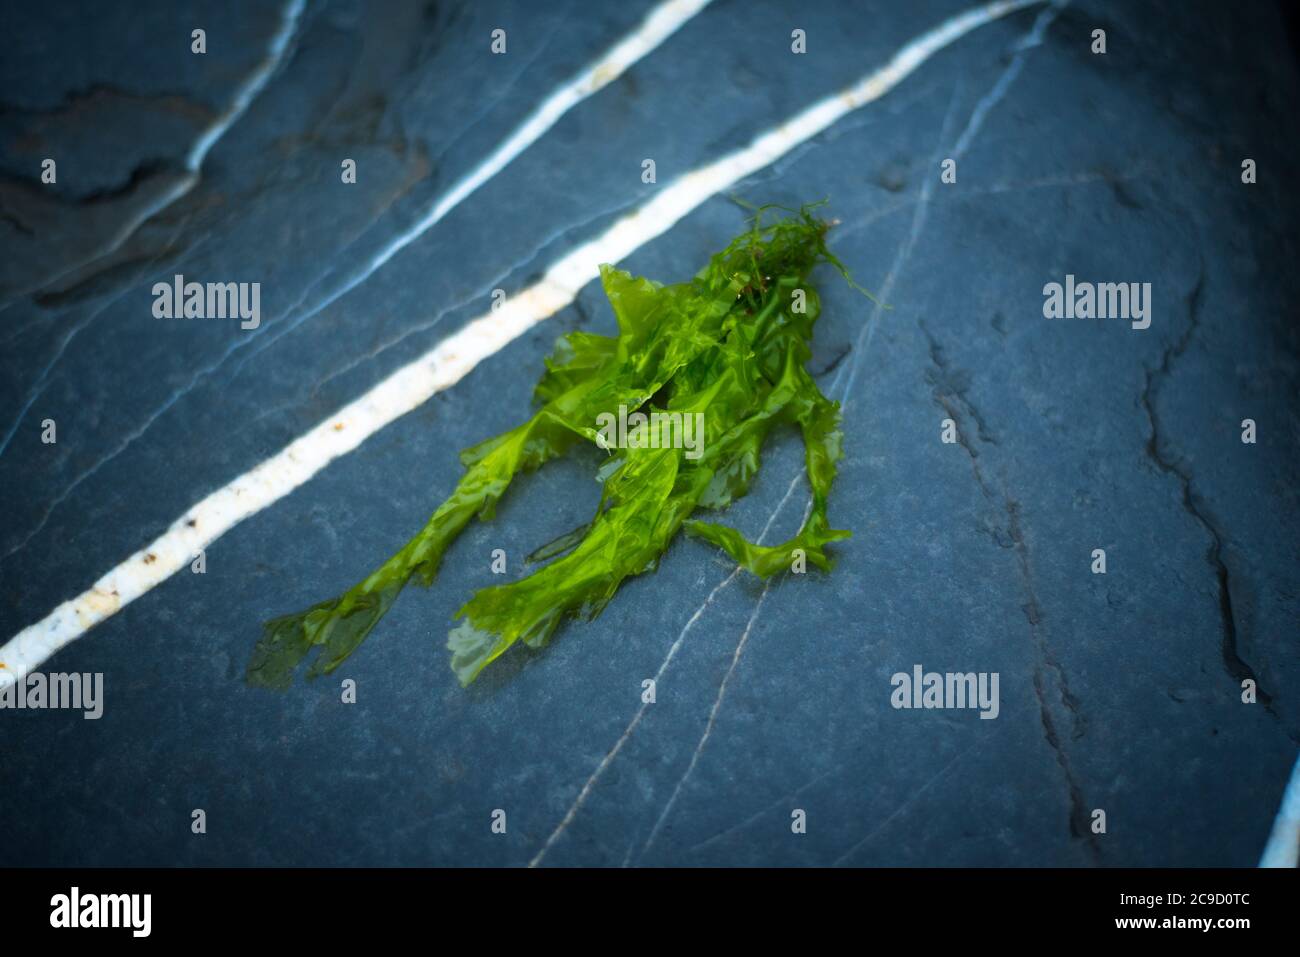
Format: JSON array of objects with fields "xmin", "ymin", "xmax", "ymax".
[{"xmin": 1, "ymin": 0, "xmax": 1296, "ymax": 867}]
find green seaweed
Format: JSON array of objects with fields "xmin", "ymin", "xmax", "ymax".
[{"xmin": 248, "ymin": 204, "xmax": 861, "ymax": 689}]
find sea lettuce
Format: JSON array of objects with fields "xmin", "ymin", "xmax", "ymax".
[{"xmin": 248, "ymin": 204, "xmax": 860, "ymax": 689}]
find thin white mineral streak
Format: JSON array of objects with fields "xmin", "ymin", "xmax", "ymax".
[
  {"xmin": 1260, "ymin": 754, "xmax": 1300, "ymax": 867},
  {"xmin": 308, "ymin": 0, "xmax": 716, "ymax": 317}
]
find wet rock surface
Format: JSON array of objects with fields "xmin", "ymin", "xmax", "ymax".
[{"xmin": 1, "ymin": 0, "xmax": 1296, "ymax": 865}]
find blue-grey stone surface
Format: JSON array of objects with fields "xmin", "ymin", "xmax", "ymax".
[{"xmin": 1, "ymin": 0, "xmax": 1297, "ymax": 866}]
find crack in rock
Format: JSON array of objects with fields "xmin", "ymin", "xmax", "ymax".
[
  {"xmin": 814, "ymin": 343, "xmax": 852, "ymax": 378},
  {"xmin": 922, "ymin": 324, "xmax": 1098, "ymax": 859},
  {"xmin": 1007, "ymin": 498, "xmax": 1099, "ymax": 861},
  {"xmin": 923, "ymin": 325, "xmax": 999, "ymax": 449},
  {"xmin": 1138, "ymin": 263, "xmax": 1289, "ymax": 734}
]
